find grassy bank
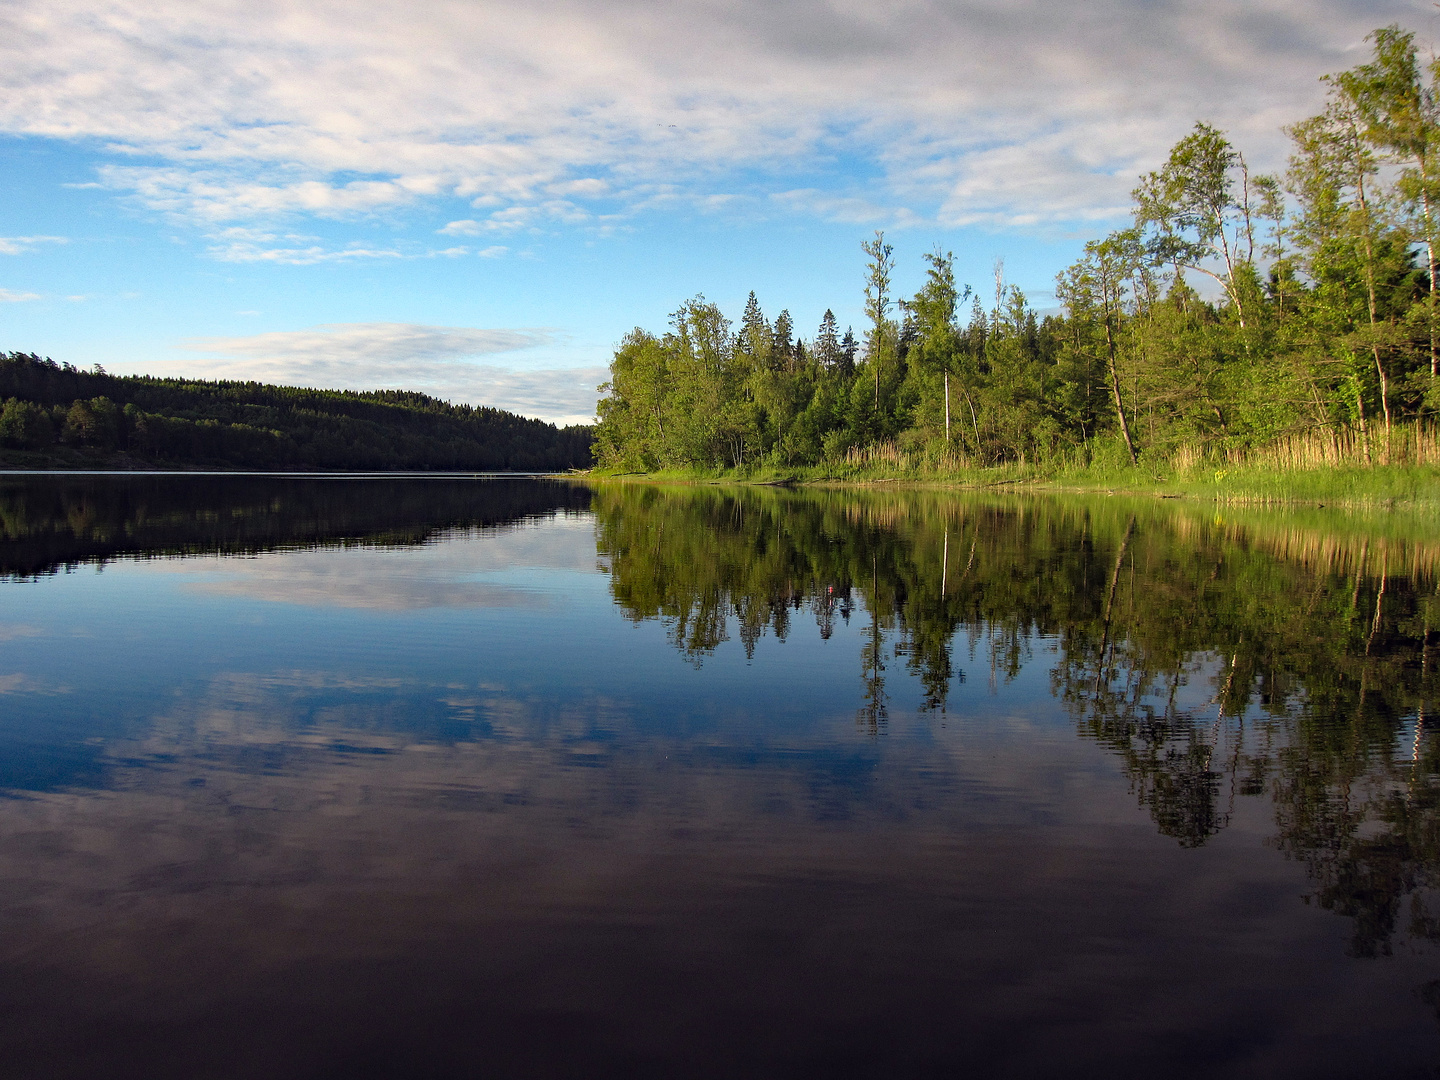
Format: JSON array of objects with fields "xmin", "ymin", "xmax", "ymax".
[
  {"xmin": 581, "ymin": 425, "xmax": 1440, "ymax": 509},
  {"xmin": 582, "ymin": 447, "xmax": 1440, "ymax": 511}
]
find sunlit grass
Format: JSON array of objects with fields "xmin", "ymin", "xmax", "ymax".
[{"xmin": 583, "ymin": 427, "xmax": 1440, "ymax": 510}]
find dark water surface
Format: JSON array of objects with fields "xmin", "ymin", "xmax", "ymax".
[{"xmin": 1, "ymin": 475, "xmax": 1438, "ymax": 1078}]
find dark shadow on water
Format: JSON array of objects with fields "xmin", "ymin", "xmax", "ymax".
[{"xmin": 0, "ymin": 472, "xmax": 592, "ymax": 578}]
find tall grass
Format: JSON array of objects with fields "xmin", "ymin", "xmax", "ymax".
[
  {"xmin": 1217, "ymin": 424, "xmax": 1440, "ymax": 470},
  {"xmin": 833, "ymin": 425, "xmax": 1440, "ymax": 475},
  {"xmin": 585, "ymin": 423, "xmax": 1440, "ymax": 507},
  {"xmin": 843, "ymin": 442, "xmax": 911, "ymax": 469}
]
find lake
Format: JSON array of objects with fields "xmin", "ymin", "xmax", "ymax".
[{"xmin": 0, "ymin": 474, "xmax": 1436, "ymax": 1078}]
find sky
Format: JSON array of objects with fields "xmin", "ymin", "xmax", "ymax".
[{"xmin": 0, "ymin": 0, "xmax": 1435, "ymax": 426}]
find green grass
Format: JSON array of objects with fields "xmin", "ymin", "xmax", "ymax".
[{"xmin": 579, "ymin": 458, "xmax": 1440, "ymax": 510}]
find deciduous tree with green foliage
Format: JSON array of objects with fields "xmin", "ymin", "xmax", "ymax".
[{"xmin": 594, "ymin": 24, "xmax": 1440, "ymax": 476}]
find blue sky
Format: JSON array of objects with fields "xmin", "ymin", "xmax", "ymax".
[{"xmin": 0, "ymin": 0, "xmax": 1431, "ymax": 424}]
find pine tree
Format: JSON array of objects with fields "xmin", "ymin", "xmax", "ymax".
[
  {"xmin": 840, "ymin": 328, "xmax": 859, "ymax": 379},
  {"xmin": 816, "ymin": 310, "xmax": 841, "ymax": 371},
  {"xmin": 740, "ymin": 291, "xmax": 771, "ymax": 364},
  {"xmin": 774, "ymin": 310, "xmax": 794, "ymax": 371}
]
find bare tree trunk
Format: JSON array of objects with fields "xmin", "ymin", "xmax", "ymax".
[
  {"xmin": 1357, "ymin": 385, "xmax": 1371, "ymax": 465},
  {"xmin": 1094, "ymin": 517, "xmax": 1135, "ymax": 693},
  {"xmin": 1422, "ymin": 176, "xmax": 1437, "ymax": 380},
  {"xmin": 1417, "ymin": 618, "xmax": 1430, "ymax": 783},
  {"xmin": 1210, "ymin": 206, "xmax": 1245, "ymax": 328},
  {"xmin": 1374, "ymin": 346, "xmax": 1392, "ymax": 463},
  {"xmin": 943, "ymin": 372, "xmax": 951, "ymax": 442},
  {"xmin": 962, "ymin": 387, "xmax": 980, "ymax": 456},
  {"xmin": 1102, "ymin": 307, "xmax": 1138, "ymax": 464},
  {"xmin": 1367, "ymin": 565, "xmax": 1387, "ymax": 656},
  {"xmin": 1355, "ymin": 147, "xmax": 1390, "ymax": 462}
]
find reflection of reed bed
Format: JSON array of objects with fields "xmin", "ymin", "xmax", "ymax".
[
  {"xmin": 1161, "ymin": 504, "xmax": 1440, "ymax": 585},
  {"xmin": 594, "ymin": 481, "xmax": 1440, "ymax": 586},
  {"xmin": 840, "ymin": 500, "xmax": 914, "ymax": 531},
  {"xmin": 1219, "ymin": 527, "xmax": 1437, "ymax": 583},
  {"xmin": 836, "ymin": 491, "xmax": 1125, "ymax": 548},
  {"xmin": 903, "ymin": 489, "xmax": 1440, "ymax": 587}
]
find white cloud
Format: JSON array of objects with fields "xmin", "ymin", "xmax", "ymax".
[
  {"xmin": 147, "ymin": 321, "xmax": 601, "ymax": 423},
  {"xmin": 172, "ymin": 518, "xmax": 601, "ymax": 611},
  {"xmin": 195, "ymin": 225, "xmax": 410, "ymax": 263},
  {"xmin": 0, "ymin": 0, "xmax": 1421, "ymax": 232},
  {"xmin": 770, "ymin": 189, "xmax": 923, "ymax": 229},
  {"xmin": 0, "ymin": 288, "xmax": 41, "ymax": 302},
  {"xmin": 548, "ymin": 178, "xmax": 610, "ymax": 197},
  {"xmin": 184, "ymin": 321, "xmax": 545, "ymax": 365},
  {"xmin": 929, "ymin": 135, "xmax": 1148, "ymax": 229},
  {"xmin": 0, "ymin": 235, "xmax": 66, "ymax": 255},
  {"xmin": 208, "ymin": 241, "xmax": 406, "ymax": 264}
]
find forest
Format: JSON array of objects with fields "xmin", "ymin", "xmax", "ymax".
[
  {"xmin": 594, "ymin": 26, "xmax": 1440, "ymax": 476},
  {"xmin": 0, "ymin": 352, "xmax": 593, "ymax": 472}
]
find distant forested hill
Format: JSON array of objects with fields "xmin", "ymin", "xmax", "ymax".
[{"xmin": 0, "ymin": 352, "xmax": 593, "ymax": 471}]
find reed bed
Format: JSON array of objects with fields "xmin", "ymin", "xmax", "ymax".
[
  {"xmin": 592, "ymin": 422, "xmax": 1440, "ymax": 510},
  {"xmin": 842, "ymin": 442, "xmax": 909, "ymax": 469},
  {"xmin": 1217, "ymin": 424, "xmax": 1440, "ymax": 470},
  {"xmin": 836, "ymin": 425, "xmax": 1440, "ymax": 480}
]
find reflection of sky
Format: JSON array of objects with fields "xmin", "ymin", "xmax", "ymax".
[
  {"xmin": 0, "ymin": 509, "xmax": 1297, "ymax": 794},
  {"xmin": 0, "ymin": 503, "xmax": 1131, "ymax": 836},
  {"xmin": 0, "ymin": 511, "xmax": 1437, "ymax": 1076},
  {"xmin": 0, "ymin": 510, "xmax": 1067, "ymax": 748},
  {"xmin": 167, "ymin": 516, "xmax": 607, "ymax": 610},
  {"xmin": 0, "ymin": 506, "xmax": 1302, "ymax": 826}
]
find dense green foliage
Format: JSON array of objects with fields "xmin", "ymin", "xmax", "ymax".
[
  {"xmin": 595, "ymin": 27, "xmax": 1440, "ymax": 474},
  {"xmin": 593, "ymin": 481, "xmax": 1440, "ymax": 954},
  {"xmin": 0, "ymin": 352, "xmax": 592, "ymax": 471}
]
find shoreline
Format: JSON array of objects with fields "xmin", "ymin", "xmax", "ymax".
[
  {"xmin": 570, "ymin": 463, "xmax": 1440, "ymax": 512},
  {"xmin": 4, "ymin": 461, "xmax": 1437, "ymax": 514}
]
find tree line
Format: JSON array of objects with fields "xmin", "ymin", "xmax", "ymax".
[
  {"xmin": 0, "ymin": 352, "xmax": 593, "ymax": 471},
  {"xmin": 595, "ymin": 26, "xmax": 1440, "ymax": 472}
]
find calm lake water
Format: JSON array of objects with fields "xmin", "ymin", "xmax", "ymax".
[{"xmin": 0, "ymin": 474, "xmax": 1437, "ymax": 1078}]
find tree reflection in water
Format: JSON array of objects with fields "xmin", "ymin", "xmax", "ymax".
[{"xmin": 593, "ymin": 483, "xmax": 1440, "ymax": 956}]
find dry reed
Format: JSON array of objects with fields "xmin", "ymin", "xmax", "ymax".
[
  {"xmin": 1220, "ymin": 424, "xmax": 1440, "ymax": 470},
  {"xmin": 843, "ymin": 442, "xmax": 908, "ymax": 469}
]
